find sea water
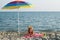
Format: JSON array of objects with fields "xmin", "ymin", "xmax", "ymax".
[{"xmin": 0, "ymin": 12, "xmax": 60, "ymax": 32}]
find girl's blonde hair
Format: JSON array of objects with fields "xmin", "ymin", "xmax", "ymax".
[{"xmin": 28, "ymin": 26, "xmax": 34, "ymax": 34}]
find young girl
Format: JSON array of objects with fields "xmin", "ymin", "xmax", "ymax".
[{"xmin": 23, "ymin": 26, "xmax": 44, "ymax": 38}]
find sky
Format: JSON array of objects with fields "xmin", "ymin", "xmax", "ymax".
[{"xmin": 0, "ymin": 0, "xmax": 60, "ymax": 12}]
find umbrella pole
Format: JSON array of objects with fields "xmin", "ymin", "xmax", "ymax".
[{"xmin": 18, "ymin": 8, "xmax": 20, "ymax": 35}]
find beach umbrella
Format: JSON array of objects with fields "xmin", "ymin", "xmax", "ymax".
[
  {"xmin": 2, "ymin": 0, "xmax": 31, "ymax": 9},
  {"xmin": 2, "ymin": 0, "xmax": 31, "ymax": 32}
]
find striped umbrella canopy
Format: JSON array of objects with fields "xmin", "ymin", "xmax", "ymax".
[
  {"xmin": 2, "ymin": 0, "xmax": 31, "ymax": 33},
  {"xmin": 2, "ymin": 0, "xmax": 31, "ymax": 9}
]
